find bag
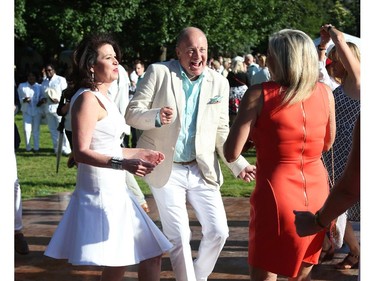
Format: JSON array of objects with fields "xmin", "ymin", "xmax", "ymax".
[
  {"xmin": 329, "ymin": 213, "xmax": 346, "ymax": 249},
  {"xmin": 229, "ymin": 98, "xmax": 240, "ymax": 115},
  {"xmin": 323, "ymin": 148, "xmax": 345, "ymax": 249}
]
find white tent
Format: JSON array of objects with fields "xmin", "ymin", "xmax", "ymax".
[{"xmin": 313, "ymin": 32, "xmax": 360, "ymax": 55}]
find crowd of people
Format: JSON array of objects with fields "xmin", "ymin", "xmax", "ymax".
[{"xmin": 14, "ymin": 23, "xmax": 361, "ymax": 281}]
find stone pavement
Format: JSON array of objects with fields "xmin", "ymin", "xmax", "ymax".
[{"xmin": 15, "ymin": 193, "xmax": 359, "ymax": 280}]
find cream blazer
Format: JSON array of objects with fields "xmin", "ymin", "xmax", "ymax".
[{"xmin": 125, "ymin": 60, "xmax": 249, "ymax": 188}]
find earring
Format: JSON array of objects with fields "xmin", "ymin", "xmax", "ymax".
[{"xmin": 91, "ymin": 72, "xmax": 95, "ymax": 82}]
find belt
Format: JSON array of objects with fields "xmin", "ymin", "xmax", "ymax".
[{"xmin": 173, "ymin": 159, "xmax": 196, "ymax": 165}]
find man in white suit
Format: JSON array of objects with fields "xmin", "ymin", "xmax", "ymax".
[{"xmin": 125, "ymin": 27, "xmax": 256, "ymax": 281}]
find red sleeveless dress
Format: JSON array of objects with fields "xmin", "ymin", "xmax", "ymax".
[{"xmin": 248, "ymin": 81, "xmax": 331, "ymax": 277}]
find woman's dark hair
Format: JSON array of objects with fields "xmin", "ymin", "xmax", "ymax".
[{"xmin": 65, "ymin": 33, "xmax": 121, "ymax": 100}]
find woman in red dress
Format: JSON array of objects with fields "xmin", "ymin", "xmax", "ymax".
[{"xmin": 224, "ymin": 29, "xmax": 336, "ymax": 280}]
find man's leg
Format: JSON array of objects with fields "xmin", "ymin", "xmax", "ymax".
[
  {"xmin": 186, "ymin": 164, "xmax": 229, "ymax": 281},
  {"xmin": 151, "ymin": 164, "xmax": 196, "ymax": 281},
  {"xmin": 46, "ymin": 112, "xmax": 60, "ymax": 153}
]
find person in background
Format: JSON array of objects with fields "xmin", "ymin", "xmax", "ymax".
[
  {"xmin": 227, "ymin": 57, "xmax": 251, "ymax": 126},
  {"xmin": 221, "ymin": 58, "xmax": 231, "ymax": 78},
  {"xmin": 250, "ymin": 54, "xmax": 271, "ymax": 86},
  {"xmin": 41, "ymin": 63, "xmax": 71, "ymax": 155},
  {"xmin": 211, "ymin": 60, "xmax": 222, "ymax": 73},
  {"xmin": 217, "ymin": 55, "xmax": 224, "ymax": 74},
  {"xmin": 14, "ymin": 85, "xmax": 29, "ymax": 255},
  {"xmin": 318, "ymin": 51, "xmax": 341, "ymax": 92},
  {"xmin": 224, "ymin": 28, "xmax": 335, "ymax": 280},
  {"xmin": 125, "ymin": 26, "xmax": 256, "ymax": 281},
  {"xmin": 294, "ymin": 115, "xmax": 359, "ymax": 261},
  {"xmin": 57, "ymin": 85, "xmax": 75, "ymax": 168},
  {"xmin": 129, "ymin": 59, "xmax": 146, "ymax": 148},
  {"xmin": 126, "ymin": 173, "xmax": 150, "ymax": 213},
  {"xmin": 108, "ymin": 63, "xmax": 131, "ymax": 147},
  {"xmin": 301, "ymin": 24, "xmax": 361, "ymax": 270},
  {"xmin": 17, "ymin": 70, "xmax": 44, "ymax": 152},
  {"xmin": 44, "ymin": 33, "xmax": 172, "ymax": 281},
  {"xmin": 134, "ymin": 59, "xmax": 146, "ymax": 83},
  {"xmin": 108, "ymin": 63, "xmax": 150, "ymax": 213},
  {"xmin": 244, "ymin": 53, "xmax": 260, "ymax": 85}
]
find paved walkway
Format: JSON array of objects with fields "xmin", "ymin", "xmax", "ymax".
[{"xmin": 15, "ymin": 193, "xmax": 359, "ymax": 280}]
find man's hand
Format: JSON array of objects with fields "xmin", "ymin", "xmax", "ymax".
[
  {"xmin": 132, "ymin": 149, "xmax": 165, "ymax": 166},
  {"xmin": 293, "ymin": 210, "xmax": 323, "ymax": 237},
  {"xmin": 160, "ymin": 106, "xmax": 173, "ymax": 125}
]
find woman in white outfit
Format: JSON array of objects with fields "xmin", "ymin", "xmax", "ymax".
[{"xmin": 44, "ymin": 33, "xmax": 172, "ymax": 281}]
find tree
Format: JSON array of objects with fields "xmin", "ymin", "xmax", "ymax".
[{"xmin": 14, "ymin": 0, "xmax": 360, "ymax": 81}]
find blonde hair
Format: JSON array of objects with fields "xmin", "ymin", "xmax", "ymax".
[
  {"xmin": 328, "ymin": 42, "xmax": 360, "ymax": 83},
  {"xmin": 231, "ymin": 59, "xmax": 246, "ymax": 74},
  {"xmin": 268, "ymin": 29, "xmax": 319, "ymax": 106},
  {"xmin": 258, "ymin": 54, "xmax": 267, "ymax": 68}
]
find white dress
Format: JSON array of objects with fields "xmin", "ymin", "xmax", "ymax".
[{"xmin": 44, "ymin": 89, "xmax": 172, "ymax": 266}]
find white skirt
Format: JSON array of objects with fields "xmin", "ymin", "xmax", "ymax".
[{"xmin": 44, "ymin": 185, "xmax": 172, "ymax": 266}]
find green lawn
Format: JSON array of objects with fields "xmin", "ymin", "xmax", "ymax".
[{"xmin": 15, "ymin": 113, "xmax": 256, "ymax": 199}]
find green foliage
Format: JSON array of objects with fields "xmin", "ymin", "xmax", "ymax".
[
  {"xmin": 14, "ymin": 0, "xmax": 360, "ymax": 76},
  {"xmin": 327, "ymin": 0, "xmax": 359, "ymax": 35},
  {"xmin": 15, "ymin": 113, "xmax": 256, "ymax": 199},
  {"xmin": 15, "ymin": 113, "xmax": 77, "ymax": 199},
  {"xmin": 14, "ymin": 0, "xmax": 27, "ymax": 39}
]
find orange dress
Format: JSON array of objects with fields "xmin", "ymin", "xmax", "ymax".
[{"xmin": 248, "ymin": 81, "xmax": 330, "ymax": 277}]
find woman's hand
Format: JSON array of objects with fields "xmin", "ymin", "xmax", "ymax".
[
  {"xmin": 122, "ymin": 158, "xmax": 156, "ymax": 177},
  {"xmin": 319, "ymin": 24, "xmax": 332, "ymax": 48}
]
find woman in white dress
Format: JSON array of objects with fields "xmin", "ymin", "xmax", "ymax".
[{"xmin": 44, "ymin": 33, "xmax": 172, "ymax": 281}]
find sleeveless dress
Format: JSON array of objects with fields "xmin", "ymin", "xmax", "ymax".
[
  {"xmin": 44, "ymin": 89, "xmax": 172, "ymax": 266},
  {"xmin": 248, "ymin": 81, "xmax": 331, "ymax": 277},
  {"xmin": 322, "ymin": 85, "xmax": 360, "ymax": 222}
]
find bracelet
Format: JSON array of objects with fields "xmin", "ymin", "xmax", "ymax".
[
  {"xmin": 317, "ymin": 44, "xmax": 326, "ymax": 51},
  {"xmin": 314, "ymin": 210, "xmax": 329, "ymax": 229},
  {"xmin": 110, "ymin": 156, "xmax": 123, "ymax": 170}
]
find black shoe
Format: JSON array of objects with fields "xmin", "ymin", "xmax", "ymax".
[{"xmin": 15, "ymin": 232, "xmax": 30, "ymax": 255}]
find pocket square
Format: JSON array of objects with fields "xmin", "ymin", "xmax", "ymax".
[{"xmin": 208, "ymin": 95, "xmax": 223, "ymax": 104}]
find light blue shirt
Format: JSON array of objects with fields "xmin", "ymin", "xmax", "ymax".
[{"xmin": 173, "ymin": 65, "xmax": 204, "ymax": 162}]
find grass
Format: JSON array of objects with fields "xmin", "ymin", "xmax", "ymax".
[{"xmin": 15, "ymin": 113, "xmax": 256, "ymax": 199}]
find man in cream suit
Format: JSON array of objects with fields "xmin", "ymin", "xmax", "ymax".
[{"xmin": 125, "ymin": 27, "xmax": 256, "ymax": 281}]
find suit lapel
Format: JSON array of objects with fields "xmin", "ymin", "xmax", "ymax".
[
  {"xmin": 170, "ymin": 61, "xmax": 185, "ymax": 124},
  {"xmin": 197, "ymin": 69, "xmax": 213, "ymax": 127}
]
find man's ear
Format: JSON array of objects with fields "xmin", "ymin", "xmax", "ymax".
[{"xmin": 175, "ymin": 47, "xmax": 181, "ymax": 58}]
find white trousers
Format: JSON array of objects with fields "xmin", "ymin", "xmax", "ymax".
[
  {"xmin": 151, "ymin": 163, "xmax": 229, "ymax": 281},
  {"xmin": 46, "ymin": 112, "xmax": 71, "ymax": 154},
  {"xmin": 22, "ymin": 112, "xmax": 42, "ymax": 151},
  {"xmin": 13, "ymin": 154, "xmax": 22, "ymax": 231}
]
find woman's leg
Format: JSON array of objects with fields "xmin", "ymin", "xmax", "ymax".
[
  {"xmin": 100, "ymin": 266, "xmax": 126, "ymax": 281},
  {"xmin": 288, "ymin": 262, "xmax": 313, "ymax": 281},
  {"xmin": 336, "ymin": 221, "xmax": 360, "ymax": 269},
  {"xmin": 138, "ymin": 255, "xmax": 162, "ymax": 281},
  {"xmin": 249, "ymin": 265, "xmax": 277, "ymax": 281},
  {"xmin": 344, "ymin": 221, "xmax": 360, "ymax": 256}
]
